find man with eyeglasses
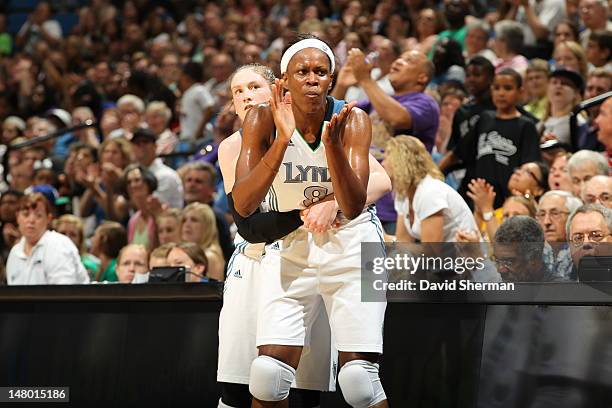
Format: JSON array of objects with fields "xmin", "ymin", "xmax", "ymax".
[
  {"xmin": 567, "ymin": 203, "xmax": 612, "ymax": 273},
  {"xmin": 492, "ymin": 215, "xmax": 553, "ymax": 282},
  {"xmin": 537, "ymin": 191, "xmax": 583, "ymax": 280},
  {"xmin": 582, "ymin": 175, "xmax": 612, "ymax": 208}
]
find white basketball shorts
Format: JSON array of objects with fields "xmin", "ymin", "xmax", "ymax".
[
  {"xmin": 256, "ymin": 208, "xmax": 387, "ymax": 354},
  {"xmin": 218, "ymin": 243, "xmax": 336, "ymax": 391}
]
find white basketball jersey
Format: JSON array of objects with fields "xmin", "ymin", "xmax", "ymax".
[{"xmin": 266, "ymin": 124, "xmax": 334, "ymax": 212}]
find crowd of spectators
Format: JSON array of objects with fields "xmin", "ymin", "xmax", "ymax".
[{"xmin": 0, "ymin": 0, "xmax": 611, "ymax": 285}]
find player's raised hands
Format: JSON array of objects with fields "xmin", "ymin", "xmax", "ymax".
[
  {"xmin": 323, "ymin": 101, "xmax": 356, "ymax": 147},
  {"xmin": 270, "ymin": 78, "xmax": 295, "ymax": 143}
]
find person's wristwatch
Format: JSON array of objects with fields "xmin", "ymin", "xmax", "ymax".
[{"xmin": 482, "ymin": 211, "xmax": 493, "ymax": 222}]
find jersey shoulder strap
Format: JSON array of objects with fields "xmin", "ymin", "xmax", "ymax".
[{"xmin": 324, "ymin": 96, "xmax": 347, "ymax": 121}]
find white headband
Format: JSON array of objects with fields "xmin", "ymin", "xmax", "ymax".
[{"xmin": 280, "ymin": 39, "xmax": 335, "ymax": 74}]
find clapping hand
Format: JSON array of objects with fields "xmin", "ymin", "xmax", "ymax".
[
  {"xmin": 345, "ymin": 48, "xmax": 372, "ymax": 83},
  {"xmin": 540, "ymin": 131, "xmax": 558, "ymax": 143},
  {"xmin": 467, "ymin": 178, "xmax": 496, "ymax": 215},
  {"xmin": 145, "ymin": 196, "xmax": 166, "ymax": 218},
  {"xmin": 100, "ymin": 162, "xmax": 122, "ymax": 190},
  {"xmin": 76, "ymin": 163, "xmax": 100, "ymax": 190},
  {"xmin": 323, "ymin": 102, "xmax": 356, "ymax": 147},
  {"xmin": 269, "ymin": 78, "xmax": 295, "ymax": 144},
  {"xmin": 335, "ymin": 64, "xmax": 358, "ymax": 88},
  {"xmin": 455, "ymin": 229, "xmax": 481, "ymax": 243}
]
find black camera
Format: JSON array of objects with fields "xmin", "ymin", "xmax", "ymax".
[{"xmin": 148, "ymin": 266, "xmax": 186, "ymax": 283}]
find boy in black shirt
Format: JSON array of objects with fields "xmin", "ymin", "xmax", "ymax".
[
  {"xmin": 441, "ymin": 56, "xmax": 496, "ymax": 201},
  {"xmin": 453, "ymin": 68, "xmax": 541, "ymax": 209},
  {"xmin": 446, "ymin": 57, "xmax": 496, "ymax": 153}
]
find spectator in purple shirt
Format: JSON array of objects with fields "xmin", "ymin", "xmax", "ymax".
[{"xmin": 342, "ymin": 48, "xmax": 440, "ymax": 233}]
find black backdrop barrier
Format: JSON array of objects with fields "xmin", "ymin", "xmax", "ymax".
[{"xmin": 2, "ymin": 284, "xmax": 612, "ymax": 407}]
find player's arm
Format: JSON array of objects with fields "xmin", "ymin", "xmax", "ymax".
[
  {"xmin": 232, "ymin": 105, "xmax": 286, "ymax": 217},
  {"xmin": 222, "ymin": 125, "xmax": 302, "ymax": 242},
  {"xmin": 227, "ymin": 193, "xmax": 302, "ymax": 243},
  {"xmin": 218, "ymin": 131, "xmax": 241, "ymax": 194},
  {"xmin": 367, "ymin": 154, "xmax": 391, "ymax": 204},
  {"xmin": 233, "ymin": 79, "xmax": 296, "ymax": 217},
  {"xmin": 323, "ymin": 104, "xmax": 370, "ymax": 219}
]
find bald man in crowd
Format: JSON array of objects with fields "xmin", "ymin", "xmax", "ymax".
[
  {"xmin": 341, "ymin": 48, "xmax": 439, "ymax": 233},
  {"xmin": 346, "ymin": 48, "xmax": 439, "ymax": 151}
]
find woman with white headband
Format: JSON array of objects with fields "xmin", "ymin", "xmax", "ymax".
[
  {"xmin": 232, "ymin": 34, "xmax": 389, "ymax": 408},
  {"xmin": 217, "ymin": 63, "xmax": 335, "ymax": 408}
]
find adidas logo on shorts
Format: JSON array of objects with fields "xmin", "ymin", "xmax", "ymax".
[
  {"xmin": 288, "ymin": 140, "xmax": 295, "ymax": 146},
  {"xmin": 270, "ymin": 242, "xmax": 281, "ymax": 250},
  {"xmin": 233, "ymin": 269, "xmax": 242, "ymax": 278}
]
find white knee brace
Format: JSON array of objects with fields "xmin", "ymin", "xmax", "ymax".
[
  {"xmin": 338, "ymin": 360, "xmax": 386, "ymax": 408},
  {"xmin": 249, "ymin": 355, "xmax": 296, "ymax": 402}
]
